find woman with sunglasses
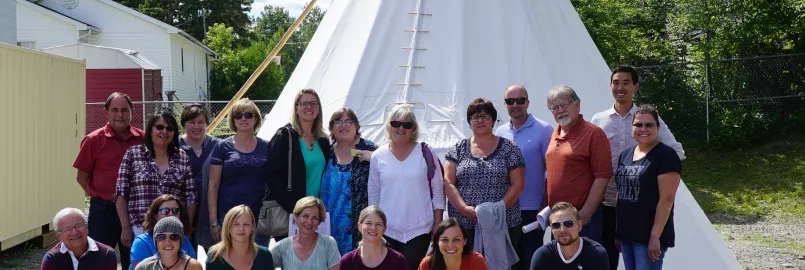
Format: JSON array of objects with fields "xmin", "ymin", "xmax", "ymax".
[
  {"xmin": 115, "ymin": 112, "xmax": 196, "ymax": 247},
  {"xmin": 367, "ymin": 105, "xmax": 445, "ymax": 270},
  {"xmin": 615, "ymin": 105, "xmax": 681, "ymax": 270},
  {"xmin": 444, "ymin": 98, "xmax": 524, "ymax": 251},
  {"xmin": 321, "ymin": 108, "xmax": 377, "ymax": 255},
  {"xmin": 206, "ymin": 205, "xmax": 274, "ymax": 270},
  {"xmin": 134, "ymin": 216, "xmax": 202, "ymax": 270},
  {"xmin": 266, "ymin": 89, "xmax": 331, "ymax": 240},
  {"xmin": 130, "ymin": 195, "xmax": 197, "ymax": 269},
  {"xmin": 178, "ymin": 104, "xmax": 221, "ymax": 250},
  {"xmin": 339, "ymin": 206, "xmax": 407, "ymax": 270},
  {"xmin": 418, "ymin": 218, "xmax": 487, "ymax": 270},
  {"xmin": 209, "ymin": 98, "xmax": 271, "ymax": 246}
]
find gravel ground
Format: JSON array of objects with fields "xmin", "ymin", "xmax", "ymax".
[{"xmin": 1, "ymin": 215, "xmax": 803, "ymax": 269}]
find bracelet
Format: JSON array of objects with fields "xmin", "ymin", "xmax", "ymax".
[{"xmin": 210, "ymin": 223, "xmax": 219, "ymax": 228}]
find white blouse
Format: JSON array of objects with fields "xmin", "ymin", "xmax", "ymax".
[{"xmin": 368, "ymin": 143, "xmax": 446, "ymax": 243}]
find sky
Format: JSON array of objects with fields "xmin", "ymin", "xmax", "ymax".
[{"xmin": 249, "ymin": 0, "xmax": 333, "ymax": 19}]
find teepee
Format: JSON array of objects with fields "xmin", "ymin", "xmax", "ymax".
[{"xmin": 257, "ymin": 0, "xmax": 741, "ymax": 269}]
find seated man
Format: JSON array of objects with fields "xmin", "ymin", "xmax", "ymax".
[
  {"xmin": 42, "ymin": 208, "xmax": 118, "ymax": 270},
  {"xmin": 530, "ymin": 202, "xmax": 609, "ymax": 270}
]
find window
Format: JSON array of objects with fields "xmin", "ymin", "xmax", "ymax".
[
  {"xmin": 17, "ymin": 41, "xmax": 36, "ymax": 49},
  {"xmin": 181, "ymin": 47, "xmax": 184, "ymax": 72}
]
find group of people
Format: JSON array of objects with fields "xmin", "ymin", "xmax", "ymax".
[{"xmin": 46, "ymin": 64, "xmax": 683, "ymax": 270}]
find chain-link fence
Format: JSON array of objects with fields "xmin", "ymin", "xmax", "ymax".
[
  {"xmin": 635, "ymin": 53, "xmax": 805, "ymax": 146},
  {"xmin": 85, "ymin": 100, "xmax": 276, "ymax": 138}
]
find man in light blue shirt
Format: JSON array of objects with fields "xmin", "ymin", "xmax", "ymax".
[
  {"xmin": 495, "ymin": 84, "xmax": 554, "ymax": 270},
  {"xmin": 591, "ymin": 65, "xmax": 686, "ymax": 270}
]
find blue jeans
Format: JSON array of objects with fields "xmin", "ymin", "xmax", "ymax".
[
  {"xmin": 621, "ymin": 241, "xmax": 667, "ymax": 270},
  {"xmin": 579, "ymin": 206, "xmax": 603, "ymax": 244}
]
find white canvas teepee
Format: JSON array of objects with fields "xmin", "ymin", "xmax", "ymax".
[{"xmin": 257, "ymin": 0, "xmax": 742, "ymax": 269}]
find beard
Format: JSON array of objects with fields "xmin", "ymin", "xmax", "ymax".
[
  {"xmin": 557, "ymin": 234, "xmax": 579, "ymax": 246},
  {"xmin": 557, "ymin": 115, "xmax": 572, "ymax": 126}
]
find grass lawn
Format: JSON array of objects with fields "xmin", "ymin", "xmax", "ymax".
[{"xmin": 683, "ymin": 137, "xmax": 805, "ymax": 220}]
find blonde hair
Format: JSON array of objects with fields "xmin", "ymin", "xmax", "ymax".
[
  {"xmin": 293, "ymin": 196, "xmax": 327, "ymax": 220},
  {"xmin": 207, "ymin": 205, "xmax": 258, "ymax": 262},
  {"xmin": 228, "ymin": 98, "xmax": 262, "ymax": 133},
  {"xmin": 290, "ymin": 89, "xmax": 325, "ymax": 139},
  {"xmin": 384, "ymin": 105, "xmax": 419, "ymax": 142}
]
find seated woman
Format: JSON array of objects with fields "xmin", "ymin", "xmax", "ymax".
[
  {"xmin": 134, "ymin": 216, "xmax": 202, "ymax": 270},
  {"xmin": 206, "ymin": 205, "xmax": 274, "ymax": 270},
  {"xmin": 419, "ymin": 219, "xmax": 488, "ymax": 270},
  {"xmin": 130, "ymin": 195, "xmax": 197, "ymax": 269},
  {"xmin": 339, "ymin": 206, "xmax": 407, "ymax": 269},
  {"xmin": 271, "ymin": 196, "xmax": 340, "ymax": 269}
]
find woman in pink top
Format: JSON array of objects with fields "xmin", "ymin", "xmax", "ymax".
[
  {"xmin": 339, "ymin": 206, "xmax": 407, "ymax": 269},
  {"xmin": 419, "ymin": 219, "xmax": 488, "ymax": 270}
]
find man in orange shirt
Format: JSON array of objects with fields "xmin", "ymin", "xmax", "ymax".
[{"xmin": 544, "ymin": 85, "xmax": 612, "ymax": 244}]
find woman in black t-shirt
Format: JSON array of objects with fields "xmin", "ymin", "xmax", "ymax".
[{"xmin": 614, "ymin": 105, "xmax": 682, "ymax": 270}]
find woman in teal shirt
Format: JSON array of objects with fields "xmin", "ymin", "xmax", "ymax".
[{"xmin": 266, "ymin": 89, "xmax": 331, "ymax": 238}]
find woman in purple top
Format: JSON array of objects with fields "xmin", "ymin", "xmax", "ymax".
[{"xmin": 339, "ymin": 206, "xmax": 407, "ymax": 270}]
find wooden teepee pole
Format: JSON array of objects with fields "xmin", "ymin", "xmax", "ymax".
[{"xmin": 206, "ymin": 0, "xmax": 319, "ymax": 133}]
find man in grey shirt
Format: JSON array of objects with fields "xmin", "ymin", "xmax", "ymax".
[{"xmin": 591, "ymin": 65, "xmax": 685, "ymax": 270}]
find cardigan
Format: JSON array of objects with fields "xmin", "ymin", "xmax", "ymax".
[{"xmin": 265, "ymin": 123, "xmax": 332, "ymax": 213}]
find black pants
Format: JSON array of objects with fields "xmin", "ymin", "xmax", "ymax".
[
  {"xmin": 386, "ymin": 233, "xmax": 431, "ymax": 270},
  {"xmin": 465, "ymin": 226, "xmax": 522, "ymax": 263},
  {"xmin": 517, "ymin": 210, "xmax": 544, "ymax": 270},
  {"xmin": 602, "ymin": 205, "xmax": 619, "ymax": 270},
  {"xmin": 88, "ymin": 197, "xmax": 130, "ymax": 270}
]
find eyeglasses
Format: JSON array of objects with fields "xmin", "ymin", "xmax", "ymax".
[
  {"xmin": 632, "ymin": 122, "xmax": 657, "ymax": 129},
  {"xmin": 334, "ymin": 120, "xmax": 355, "ymax": 126},
  {"xmin": 361, "ymin": 222, "xmax": 385, "ymax": 229},
  {"xmin": 233, "ymin": 112, "xmax": 255, "ymax": 120},
  {"xmin": 154, "ymin": 124, "xmax": 175, "ymax": 132},
  {"xmin": 155, "ymin": 233, "xmax": 182, "ymax": 242},
  {"xmin": 297, "ymin": 101, "xmax": 319, "ymax": 108},
  {"xmin": 390, "ymin": 121, "xmax": 414, "ymax": 129},
  {"xmin": 57, "ymin": 223, "xmax": 86, "ymax": 234},
  {"xmin": 549, "ymin": 102, "xmax": 575, "ymax": 113},
  {"xmin": 470, "ymin": 114, "xmax": 491, "ymax": 122},
  {"xmin": 550, "ymin": 220, "xmax": 577, "ymax": 230},
  {"xmin": 504, "ymin": 97, "xmax": 527, "ymax": 105},
  {"xmin": 158, "ymin": 208, "xmax": 181, "ymax": 215}
]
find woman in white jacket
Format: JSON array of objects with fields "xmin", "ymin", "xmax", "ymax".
[{"xmin": 368, "ymin": 105, "xmax": 445, "ymax": 270}]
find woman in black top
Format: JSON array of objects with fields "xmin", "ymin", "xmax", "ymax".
[
  {"xmin": 265, "ymin": 89, "xmax": 331, "ymax": 239},
  {"xmin": 614, "ymin": 105, "xmax": 682, "ymax": 270}
]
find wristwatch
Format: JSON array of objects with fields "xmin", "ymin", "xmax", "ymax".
[{"xmin": 210, "ymin": 223, "xmax": 219, "ymax": 229}]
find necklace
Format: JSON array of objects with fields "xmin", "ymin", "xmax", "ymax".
[
  {"xmin": 301, "ymin": 133, "xmax": 314, "ymax": 148},
  {"xmin": 160, "ymin": 256, "xmax": 181, "ymax": 270}
]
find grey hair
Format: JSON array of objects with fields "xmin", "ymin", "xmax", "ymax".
[
  {"xmin": 53, "ymin": 208, "xmax": 87, "ymax": 231},
  {"xmin": 546, "ymin": 85, "xmax": 580, "ymax": 108},
  {"xmin": 384, "ymin": 105, "xmax": 419, "ymax": 142}
]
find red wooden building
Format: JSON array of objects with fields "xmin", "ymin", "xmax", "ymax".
[{"xmin": 43, "ymin": 44, "xmax": 162, "ymax": 133}]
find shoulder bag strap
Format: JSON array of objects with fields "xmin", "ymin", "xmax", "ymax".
[{"xmin": 287, "ymin": 127, "xmax": 293, "ymax": 192}]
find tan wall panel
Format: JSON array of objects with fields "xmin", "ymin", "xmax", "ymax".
[{"xmin": 0, "ymin": 43, "xmax": 86, "ymax": 245}]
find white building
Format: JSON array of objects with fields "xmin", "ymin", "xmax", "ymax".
[
  {"xmin": 0, "ymin": 0, "xmax": 16, "ymax": 44},
  {"xmin": 16, "ymin": 0, "xmax": 216, "ymax": 101}
]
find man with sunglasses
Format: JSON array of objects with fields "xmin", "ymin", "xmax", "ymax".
[
  {"xmin": 494, "ymin": 84, "xmax": 554, "ymax": 270},
  {"xmin": 73, "ymin": 92, "xmax": 144, "ymax": 270},
  {"xmin": 530, "ymin": 202, "xmax": 609, "ymax": 270},
  {"xmin": 42, "ymin": 208, "xmax": 118, "ymax": 270},
  {"xmin": 591, "ymin": 65, "xmax": 686, "ymax": 270}
]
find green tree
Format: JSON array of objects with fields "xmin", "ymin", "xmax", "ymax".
[{"xmin": 115, "ymin": 0, "xmax": 253, "ymax": 43}]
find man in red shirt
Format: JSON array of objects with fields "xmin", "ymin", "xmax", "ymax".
[
  {"xmin": 73, "ymin": 92, "xmax": 144, "ymax": 270},
  {"xmin": 544, "ymin": 85, "xmax": 612, "ymax": 244}
]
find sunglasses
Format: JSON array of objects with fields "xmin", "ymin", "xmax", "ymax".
[
  {"xmin": 158, "ymin": 207, "xmax": 181, "ymax": 215},
  {"xmin": 550, "ymin": 220, "xmax": 577, "ymax": 230},
  {"xmin": 233, "ymin": 112, "xmax": 255, "ymax": 120},
  {"xmin": 390, "ymin": 121, "xmax": 414, "ymax": 129},
  {"xmin": 632, "ymin": 122, "xmax": 657, "ymax": 129},
  {"xmin": 154, "ymin": 124, "xmax": 175, "ymax": 132},
  {"xmin": 504, "ymin": 97, "xmax": 527, "ymax": 105},
  {"xmin": 155, "ymin": 233, "xmax": 182, "ymax": 242}
]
